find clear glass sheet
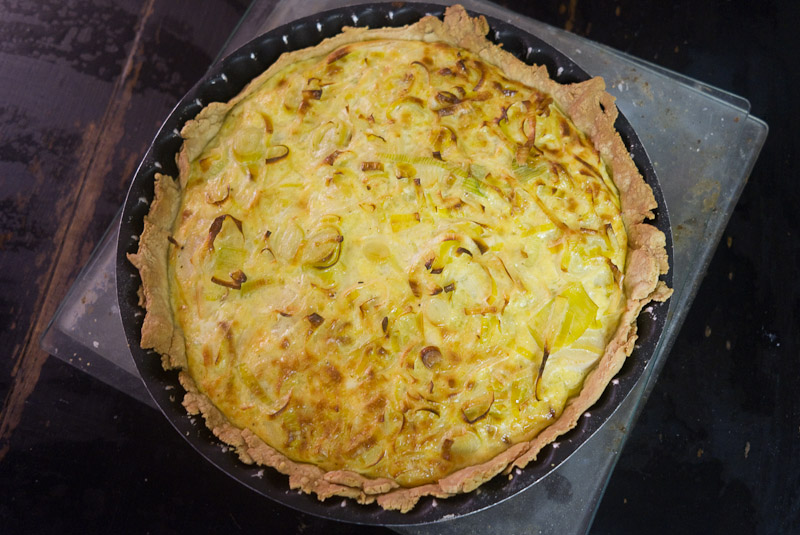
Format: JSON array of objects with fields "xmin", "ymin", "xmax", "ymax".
[
  {"xmin": 41, "ymin": 0, "xmax": 767, "ymax": 532},
  {"xmin": 41, "ymin": 217, "xmax": 154, "ymax": 407}
]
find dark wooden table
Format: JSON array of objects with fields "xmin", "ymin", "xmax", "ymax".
[{"xmin": 2, "ymin": 1, "xmax": 798, "ymax": 533}]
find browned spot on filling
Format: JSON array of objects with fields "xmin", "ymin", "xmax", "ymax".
[
  {"xmin": 436, "ymin": 106, "xmax": 456, "ymax": 117},
  {"xmin": 473, "ymin": 237, "xmax": 489, "ymax": 254},
  {"xmin": 436, "ymin": 91, "xmax": 460, "ymax": 105},
  {"xmin": 559, "ymin": 116, "xmax": 571, "ymax": 137},
  {"xmin": 408, "ymin": 279, "xmax": 422, "ymax": 297},
  {"xmin": 567, "ymin": 197, "xmax": 579, "ymax": 211},
  {"xmin": 324, "ymin": 362, "xmax": 342, "ymax": 384},
  {"xmin": 211, "ymin": 269, "xmax": 247, "ymax": 290},
  {"xmin": 199, "ymin": 156, "xmax": 217, "ymax": 172},
  {"xmin": 307, "ymin": 312, "xmax": 324, "ymax": 328},
  {"xmin": 260, "ymin": 113, "xmax": 273, "ymax": 134},
  {"xmin": 327, "ymin": 46, "xmax": 350, "ymax": 64},
  {"xmin": 421, "ymin": 346, "xmax": 442, "ymax": 369},
  {"xmin": 535, "ymin": 94, "xmax": 553, "ymax": 116},
  {"xmin": 441, "ymin": 438, "xmax": 453, "ymax": 461},
  {"xmin": 324, "ymin": 150, "xmax": 343, "ymax": 165},
  {"xmin": 361, "ymin": 161, "xmax": 384, "ymax": 172},
  {"xmin": 493, "ymin": 81, "xmax": 517, "ymax": 96},
  {"xmin": 215, "ymin": 321, "xmax": 235, "ymax": 364},
  {"xmin": 202, "ymin": 345, "xmax": 213, "ymax": 366},
  {"xmin": 472, "ymin": 60, "xmax": 486, "ymax": 91},
  {"xmin": 495, "ymin": 105, "xmax": 509, "ymax": 125},
  {"xmin": 367, "ymin": 396, "xmax": 387, "ymax": 413},
  {"xmin": 455, "ymin": 247, "xmax": 472, "ymax": 257}
]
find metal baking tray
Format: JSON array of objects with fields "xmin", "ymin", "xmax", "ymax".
[{"xmin": 116, "ymin": 3, "xmax": 671, "ymax": 526}]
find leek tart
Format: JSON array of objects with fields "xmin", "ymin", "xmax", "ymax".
[{"xmin": 129, "ymin": 5, "xmax": 671, "ymax": 512}]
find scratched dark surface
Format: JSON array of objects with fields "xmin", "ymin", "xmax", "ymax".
[{"xmin": 1, "ymin": 0, "xmax": 798, "ymax": 533}]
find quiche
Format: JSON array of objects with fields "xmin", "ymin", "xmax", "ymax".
[{"xmin": 129, "ymin": 5, "xmax": 671, "ymax": 512}]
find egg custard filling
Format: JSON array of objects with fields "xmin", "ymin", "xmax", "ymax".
[{"xmin": 130, "ymin": 6, "xmax": 671, "ymax": 512}]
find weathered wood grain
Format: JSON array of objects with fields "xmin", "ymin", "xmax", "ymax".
[{"xmin": 0, "ymin": 0, "xmax": 249, "ymax": 460}]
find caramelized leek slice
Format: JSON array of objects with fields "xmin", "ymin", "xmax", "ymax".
[
  {"xmin": 301, "ymin": 225, "xmax": 343, "ymax": 268},
  {"xmin": 394, "ymin": 162, "xmax": 416, "ymax": 179},
  {"xmin": 380, "ymin": 153, "xmax": 468, "ymax": 179},
  {"xmin": 461, "ymin": 384, "xmax": 494, "ymax": 424},
  {"xmin": 389, "ymin": 212, "xmax": 420, "ymax": 233},
  {"xmin": 204, "ymin": 215, "xmax": 247, "ymax": 295},
  {"xmin": 512, "ymin": 158, "xmax": 551, "ymax": 183},
  {"xmin": 238, "ymin": 363, "xmax": 271, "ymax": 404},
  {"xmin": 430, "ymin": 239, "xmax": 463, "ymax": 271},
  {"xmin": 270, "ymin": 220, "xmax": 304, "ymax": 263},
  {"xmin": 479, "ymin": 314, "xmax": 500, "ymax": 341},
  {"xmin": 199, "ymin": 151, "xmax": 226, "ymax": 177},
  {"xmin": 213, "ymin": 322, "xmax": 236, "ymax": 365},
  {"xmin": 389, "ymin": 312, "xmax": 421, "ymax": 354},
  {"xmin": 264, "ymin": 144, "xmax": 290, "ymax": 164},
  {"xmin": 464, "ymin": 164, "xmax": 487, "ymax": 197},
  {"xmin": 386, "ymin": 96, "xmax": 426, "ymax": 122},
  {"xmin": 530, "ymin": 283, "xmax": 599, "ymax": 352},
  {"xmin": 463, "ymin": 175, "xmax": 484, "ymax": 197},
  {"xmin": 232, "ymin": 127, "xmax": 266, "ymax": 162},
  {"xmin": 239, "ymin": 278, "xmax": 269, "ymax": 296},
  {"xmin": 556, "ymin": 283, "xmax": 600, "ymax": 347},
  {"xmin": 433, "ymin": 126, "xmax": 458, "ymax": 155},
  {"xmin": 526, "ymin": 283, "xmax": 599, "ymax": 400},
  {"xmin": 497, "ymin": 100, "xmax": 530, "ymax": 145},
  {"xmin": 205, "ymin": 183, "xmax": 230, "ymax": 205}
]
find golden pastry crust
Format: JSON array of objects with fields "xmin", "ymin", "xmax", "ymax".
[{"xmin": 128, "ymin": 5, "xmax": 671, "ymax": 512}]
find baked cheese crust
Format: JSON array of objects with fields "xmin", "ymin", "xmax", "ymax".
[{"xmin": 129, "ymin": 5, "xmax": 671, "ymax": 512}]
